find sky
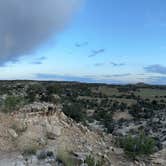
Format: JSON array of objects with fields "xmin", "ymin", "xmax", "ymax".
[{"xmin": 0, "ymin": 0, "xmax": 166, "ymax": 84}]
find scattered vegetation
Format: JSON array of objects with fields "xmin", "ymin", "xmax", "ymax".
[
  {"xmin": 62, "ymin": 103, "xmax": 85, "ymax": 123},
  {"xmin": 117, "ymin": 132, "xmax": 155, "ymax": 159},
  {"xmin": 1, "ymin": 95, "xmax": 26, "ymax": 113},
  {"xmin": 85, "ymin": 154, "xmax": 105, "ymax": 166},
  {"xmin": 56, "ymin": 149, "xmax": 75, "ymax": 166},
  {"xmin": 37, "ymin": 150, "xmax": 54, "ymax": 160},
  {"xmin": 22, "ymin": 145, "xmax": 37, "ymax": 156},
  {"xmin": 0, "ymin": 81, "xmax": 165, "ymax": 161},
  {"xmin": 85, "ymin": 155, "xmax": 96, "ymax": 166}
]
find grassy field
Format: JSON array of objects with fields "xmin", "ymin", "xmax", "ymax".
[{"xmin": 136, "ymin": 88, "xmax": 166, "ymax": 99}]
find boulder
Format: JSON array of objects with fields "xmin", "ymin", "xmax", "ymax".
[
  {"xmin": 46, "ymin": 124, "xmax": 61, "ymax": 139},
  {"xmin": 8, "ymin": 128, "xmax": 18, "ymax": 139}
]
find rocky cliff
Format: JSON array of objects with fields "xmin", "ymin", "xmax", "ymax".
[{"xmin": 0, "ymin": 103, "xmax": 165, "ymax": 166}]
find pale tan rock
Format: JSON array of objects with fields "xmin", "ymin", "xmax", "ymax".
[
  {"xmin": 8, "ymin": 128, "xmax": 18, "ymax": 139},
  {"xmin": 46, "ymin": 123, "xmax": 61, "ymax": 139},
  {"xmin": 152, "ymin": 159, "xmax": 166, "ymax": 165},
  {"xmin": 52, "ymin": 126, "xmax": 61, "ymax": 136}
]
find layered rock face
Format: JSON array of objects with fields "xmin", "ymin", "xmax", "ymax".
[
  {"xmin": 0, "ymin": 103, "xmax": 165, "ymax": 166},
  {"xmin": 0, "ymin": 105, "xmax": 113, "ymax": 166}
]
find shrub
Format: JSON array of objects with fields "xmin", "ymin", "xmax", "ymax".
[
  {"xmin": 37, "ymin": 151, "xmax": 48, "ymax": 160},
  {"xmin": 26, "ymin": 84, "xmax": 44, "ymax": 102},
  {"xmin": 2, "ymin": 95, "xmax": 25, "ymax": 113},
  {"xmin": 37, "ymin": 150, "xmax": 54, "ymax": 160},
  {"xmin": 22, "ymin": 146, "xmax": 37, "ymax": 156},
  {"xmin": 62, "ymin": 103, "xmax": 85, "ymax": 122},
  {"xmin": 85, "ymin": 155, "xmax": 95, "ymax": 166},
  {"xmin": 46, "ymin": 84, "xmax": 59, "ymax": 94},
  {"xmin": 85, "ymin": 155, "xmax": 105, "ymax": 166},
  {"xmin": 94, "ymin": 110, "xmax": 113, "ymax": 133},
  {"xmin": 118, "ymin": 132, "xmax": 155, "ymax": 159},
  {"xmin": 56, "ymin": 150, "xmax": 75, "ymax": 166}
]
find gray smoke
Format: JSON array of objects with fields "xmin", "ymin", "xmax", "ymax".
[{"xmin": 0, "ymin": 0, "xmax": 81, "ymax": 65}]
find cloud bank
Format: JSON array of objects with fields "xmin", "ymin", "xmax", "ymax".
[
  {"xmin": 0, "ymin": 0, "xmax": 81, "ymax": 65},
  {"xmin": 36, "ymin": 73, "xmax": 124, "ymax": 84},
  {"xmin": 144, "ymin": 64, "xmax": 166, "ymax": 74}
]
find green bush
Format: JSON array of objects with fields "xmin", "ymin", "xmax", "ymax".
[
  {"xmin": 26, "ymin": 84, "xmax": 44, "ymax": 102},
  {"xmin": 56, "ymin": 150, "xmax": 75, "ymax": 166},
  {"xmin": 62, "ymin": 103, "xmax": 85, "ymax": 122},
  {"xmin": 94, "ymin": 110, "xmax": 113, "ymax": 133},
  {"xmin": 85, "ymin": 155, "xmax": 95, "ymax": 166},
  {"xmin": 2, "ymin": 95, "xmax": 25, "ymax": 112},
  {"xmin": 85, "ymin": 155, "xmax": 105, "ymax": 166},
  {"xmin": 118, "ymin": 132, "xmax": 155, "ymax": 159},
  {"xmin": 22, "ymin": 146, "xmax": 37, "ymax": 156}
]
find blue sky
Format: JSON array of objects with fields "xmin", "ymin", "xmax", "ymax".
[{"xmin": 1, "ymin": 0, "xmax": 166, "ymax": 84}]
